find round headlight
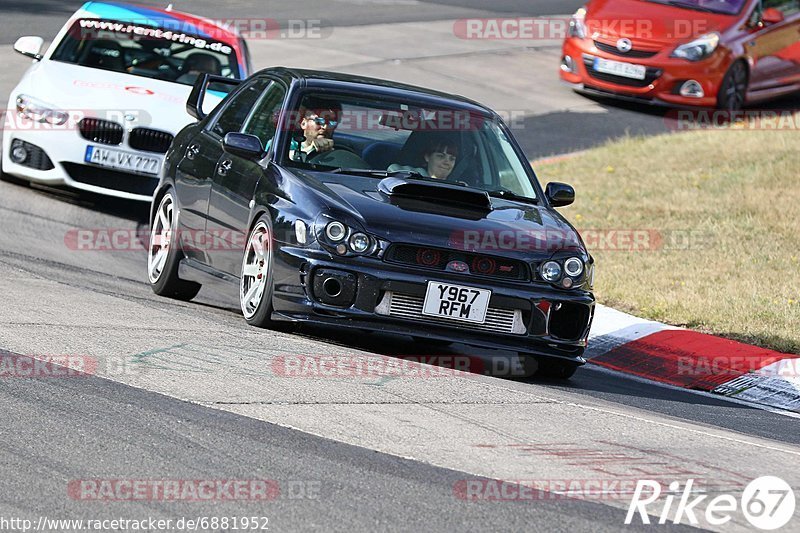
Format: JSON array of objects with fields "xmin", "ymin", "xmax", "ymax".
[
  {"xmin": 541, "ymin": 261, "xmax": 562, "ymax": 282},
  {"xmin": 348, "ymin": 232, "xmax": 370, "ymax": 254},
  {"xmin": 325, "ymin": 221, "xmax": 347, "ymax": 242},
  {"xmin": 564, "ymin": 257, "xmax": 584, "ymax": 277}
]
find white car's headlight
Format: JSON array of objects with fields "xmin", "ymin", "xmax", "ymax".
[
  {"xmin": 671, "ymin": 33, "xmax": 720, "ymax": 61},
  {"xmin": 568, "ymin": 7, "xmax": 588, "ymax": 39},
  {"xmin": 15, "ymin": 94, "xmax": 69, "ymax": 125}
]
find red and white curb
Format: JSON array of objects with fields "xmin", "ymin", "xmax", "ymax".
[{"xmin": 588, "ymin": 305, "xmax": 800, "ymax": 414}]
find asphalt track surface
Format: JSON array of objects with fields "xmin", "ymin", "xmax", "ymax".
[{"xmin": 1, "ymin": 2, "xmax": 799, "ymax": 532}]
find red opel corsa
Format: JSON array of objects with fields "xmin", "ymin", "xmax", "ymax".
[{"xmin": 560, "ymin": 0, "xmax": 800, "ymax": 109}]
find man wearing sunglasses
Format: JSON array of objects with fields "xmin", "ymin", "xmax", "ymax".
[{"xmin": 290, "ymin": 98, "xmax": 341, "ymax": 161}]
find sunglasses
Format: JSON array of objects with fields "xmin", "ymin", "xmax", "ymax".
[{"xmin": 310, "ymin": 116, "xmax": 339, "ymax": 128}]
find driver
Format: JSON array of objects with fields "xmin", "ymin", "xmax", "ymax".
[{"xmin": 289, "ymin": 98, "xmax": 341, "ymax": 161}]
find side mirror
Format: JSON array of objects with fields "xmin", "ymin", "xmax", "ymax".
[
  {"xmin": 545, "ymin": 182, "xmax": 575, "ymax": 207},
  {"xmin": 223, "ymin": 132, "xmax": 265, "ymax": 159},
  {"xmin": 762, "ymin": 7, "xmax": 785, "ymax": 25},
  {"xmin": 14, "ymin": 36, "xmax": 44, "ymax": 60}
]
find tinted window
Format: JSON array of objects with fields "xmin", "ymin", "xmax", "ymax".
[
  {"xmin": 242, "ymin": 81, "xmax": 287, "ymax": 147},
  {"xmin": 210, "ymin": 78, "xmax": 269, "ymax": 138}
]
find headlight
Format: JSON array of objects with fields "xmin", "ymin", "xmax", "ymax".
[
  {"xmin": 325, "ymin": 221, "xmax": 347, "ymax": 242},
  {"xmin": 568, "ymin": 8, "xmax": 587, "ymax": 39},
  {"xmin": 294, "ymin": 220, "xmax": 308, "ymax": 245},
  {"xmin": 348, "ymin": 233, "xmax": 370, "ymax": 254},
  {"xmin": 671, "ymin": 33, "xmax": 720, "ymax": 61},
  {"xmin": 15, "ymin": 94, "xmax": 69, "ymax": 125},
  {"xmin": 541, "ymin": 261, "xmax": 562, "ymax": 282},
  {"xmin": 564, "ymin": 257, "xmax": 584, "ymax": 277}
]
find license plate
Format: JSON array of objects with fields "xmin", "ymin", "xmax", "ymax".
[
  {"xmin": 84, "ymin": 145, "xmax": 162, "ymax": 175},
  {"xmin": 593, "ymin": 57, "xmax": 647, "ymax": 80},
  {"xmin": 422, "ymin": 281, "xmax": 491, "ymax": 324}
]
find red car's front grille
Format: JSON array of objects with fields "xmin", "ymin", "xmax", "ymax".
[{"xmin": 582, "ymin": 55, "xmax": 662, "ymax": 88}]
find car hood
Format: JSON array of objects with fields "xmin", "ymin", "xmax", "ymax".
[
  {"xmin": 12, "ymin": 60, "xmax": 200, "ymax": 132},
  {"xmin": 304, "ymin": 171, "xmax": 585, "ymax": 260},
  {"xmin": 586, "ymin": 0, "xmax": 738, "ymax": 48}
]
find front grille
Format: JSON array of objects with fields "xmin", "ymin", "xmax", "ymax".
[
  {"xmin": 10, "ymin": 139, "xmax": 54, "ymax": 170},
  {"xmin": 385, "ymin": 244, "xmax": 528, "ymax": 281},
  {"xmin": 593, "ymin": 40, "xmax": 658, "ymax": 58},
  {"xmin": 128, "ymin": 128, "xmax": 173, "ymax": 154},
  {"xmin": 78, "ymin": 118, "xmax": 123, "ymax": 145},
  {"xmin": 62, "ymin": 162, "xmax": 158, "ymax": 196},
  {"xmin": 375, "ymin": 292, "xmax": 526, "ymax": 335},
  {"xmin": 583, "ymin": 55, "xmax": 661, "ymax": 88}
]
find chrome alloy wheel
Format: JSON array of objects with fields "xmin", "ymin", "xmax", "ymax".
[
  {"xmin": 148, "ymin": 193, "xmax": 174, "ymax": 284},
  {"xmin": 240, "ymin": 221, "xmax": 271, "ymax": 319}
]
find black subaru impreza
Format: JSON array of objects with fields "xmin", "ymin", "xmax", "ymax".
[{"xmin": 148, "ymin": 68, "xmax": 595, "ymax": 378}]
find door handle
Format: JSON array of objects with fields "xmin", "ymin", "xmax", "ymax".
[
  {"xmin": 218, "ymin": 159, "xmax": 232, "ymax": 176},
  {"xmin": 186, "ymin": 144, "xmax": 200, "ymax": 160}
]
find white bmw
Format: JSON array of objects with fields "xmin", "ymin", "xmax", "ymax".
[{"xmin": 2, "ymin": 1, "xmax": 251, "ymax": 201}]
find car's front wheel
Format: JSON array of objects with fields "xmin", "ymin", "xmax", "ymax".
[
  {"xmin": 240, "ymin": 215, "xmax": 276, "ymax": 328},
  {"xmin": 717, "ymin": 61, "xmax": 748, "ymax": 112},
  {"xmin": 147, "ymin": 189, "xmax": 201, "ymax": 300}
]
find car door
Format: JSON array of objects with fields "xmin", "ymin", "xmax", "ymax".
[
  {"xmin": 205, "ymin": 78, "xmax": 288, "ymax": 276},
  {"xmin": 747, "ymin": 0, "xmax": 800, "ymax": 91},
  {"xmin": 176, "ymin": 77, "xmax": 269, "ymax": 265}
]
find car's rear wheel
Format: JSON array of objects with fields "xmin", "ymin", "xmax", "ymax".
[
  {"xmin": 240, "ymin": 216, "xmax": 275, "ymax": 328},
  {"xmin": 717, "ymin": 61, "xmax": 748, "ymax": 112},
  {"xmin": 147, "ymin": 189, "xmax": 201, "ymax": 300}
]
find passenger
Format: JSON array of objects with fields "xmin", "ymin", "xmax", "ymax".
[{"xmin": 388, "ymin": 139, "xmax": 458, "ymax": 180}]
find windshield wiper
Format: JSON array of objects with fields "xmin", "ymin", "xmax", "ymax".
[
  {"xmin": 487, "ymin": 189, "xmax": 539, "ymax": 205},
  {"xmin": 327, "ymin": 168, "xmax": 435, "ymax": 181}
]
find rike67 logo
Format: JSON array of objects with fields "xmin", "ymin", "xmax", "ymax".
[{"xmin": 626, "ymin": 476, "xmax": 796, "ymax": 530}]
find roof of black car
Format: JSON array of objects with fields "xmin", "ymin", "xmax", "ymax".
[{"xmin": 257, "ymin": 67, "xmax": 492, "ymax": 114}]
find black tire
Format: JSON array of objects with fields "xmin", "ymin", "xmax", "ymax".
[
  {"xmin": 717, "ymin": 61, "xmax": 748, "ymax": 112},
  {"xmin": 147, "ymin": 189, "xmax": 201, "ymax": 300},
  {"xmin": 534, "ymin": 357, "xmax": 579, "ymax": 380},
  {"xmin": 240, "ymin": 215, "xmax": 276, "ymax": 328}
]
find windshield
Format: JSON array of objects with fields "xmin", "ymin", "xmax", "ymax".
[
  {"xmin": 51, "ymin": 19, "xmax": 241, "ymax": 85},
  {"xmin": 277, "ymin": 92, "xmax": 539, "ymax": 200},
  {"xmin": 642, "ymin": 0, "xmax": 747, "ymax": 14}
]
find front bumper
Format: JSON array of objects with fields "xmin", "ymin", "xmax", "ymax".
[
  {"xmin": 270, "ymin": 246, "xmax": 595, "ymax": 363},
  {"xmin": 2, "ymin": 116, "xmax": 164, "ymax": 202},
  {"xmin": 560, "ymin": 37, "xmax": 729, "ymax": 108}
]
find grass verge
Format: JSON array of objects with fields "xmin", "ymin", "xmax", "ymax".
[{"xmin": 536, "ymin": 128, "xmax": 800, "ymax": 354}]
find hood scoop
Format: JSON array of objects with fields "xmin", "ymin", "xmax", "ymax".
[{"xmin": 378, "ymin": 177, "xmax": 492, "ymax": 211}]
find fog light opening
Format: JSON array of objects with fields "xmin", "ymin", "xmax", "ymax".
[
  {"xmin": 10, "ymin": 145, "xmax": 27, "ymax": 164},
  {"xmin": 679, "ymin": 80, "xmax": 705, "ymax": 98},
  {"xmin": 561, "ymin": 55, "xmax": 577, "ymax": 74},
  {"xmin": 322, "ymin": 277, "xmax": 342, "ymax": 298}
]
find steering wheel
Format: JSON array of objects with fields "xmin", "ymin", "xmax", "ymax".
[{"xmin": 308, "ymin": 146, "xmax": 369, "ymax": 168}]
